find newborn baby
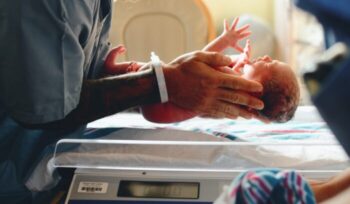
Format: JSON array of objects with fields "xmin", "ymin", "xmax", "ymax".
[
  {"xmin": 141, "ymin": 34, "xmax": 299, "ymax": 122},
  {"xmin": 141, "ymin": 52, "xmax": 300, "ymax": 123},
  {"xmin": 104, "ymin": 18, "xmax": 300, "ymax": 123}
]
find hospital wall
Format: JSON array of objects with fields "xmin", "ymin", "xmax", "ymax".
[{"xmin": 203, "ymin": 0, "xmax": 275, "ymax": 34}]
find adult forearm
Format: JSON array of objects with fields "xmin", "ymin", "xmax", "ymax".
[
  {"xmin": 23, "ymin": 67, "xmax": 160, "ymax": 129},
  {"xmin": 75, "ymin": 68, "xmax": 160, "ymax": 121}
]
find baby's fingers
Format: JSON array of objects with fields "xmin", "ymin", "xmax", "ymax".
[
  {"xmin": 243, "ymin": 40, "xmax": 252, "ymax": 59},
  {"xmin": 215, "ymin": 66, "xmax": 241, "ymax": 75},
  {"xmin": 239, "ymin": 32, "xmax": 251, "ymax": 39},
  {"xmin": 236, "ymin": 24, "xmax": 250, "ymax": 33},
  {"xmin": 230, "ymin": 17, "xmax": 239, "ymax": 31},
  {"xmin": 224, "ymin": 19, "xmax": 230, "ymax": 31},
  {"xmin": 234, "ymin": 45, "xmax": 244, "ymax": 53}
]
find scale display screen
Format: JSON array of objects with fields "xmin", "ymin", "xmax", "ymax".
[{"xmin": 117, "ymin": 180, "xmax": 199, "ymax": 199}]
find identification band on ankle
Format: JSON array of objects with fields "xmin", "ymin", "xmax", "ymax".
[{"xmin": 150, "ymin": 52, "xmax": 168, "ymax": 103}]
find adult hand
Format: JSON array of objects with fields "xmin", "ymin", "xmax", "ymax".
[{"xmin": 163, "ymin": 51, "xmax": 264, "ymax": 119}]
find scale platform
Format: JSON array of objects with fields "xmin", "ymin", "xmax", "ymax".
[{"xmin": 52, "ymin": 128, "xmax": 349, "ymax": 204}]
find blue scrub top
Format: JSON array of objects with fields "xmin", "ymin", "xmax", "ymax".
[
  {"xmin": 295, "ymin": 0, "xmax": 350, "ymax": 156},
  {"xmin": 0, "ymin": 0, "xmax": 112, "ymax": 203}
]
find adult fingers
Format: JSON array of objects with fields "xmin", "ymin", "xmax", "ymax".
[
  {"xmin": 253, "ymin": 113, "xmax": 271, "ymax": 124},
  {"xmin": 207, "ymin": 101, "xmax": 254, "ymax": 120},
  {"xmin": 247, "ymin": 109, "xmax": 271, "ymax": 123},
  {"xmin": 216, "ymin": 64, "xmax": 243, "ymax": 75},
  {"xmin": 219, "ymin": 74, "xmax": 263, "ymax": 93},
  {"xmin": 200, "ymin": 113, "xmax": 238, "ymax": 120},
  {"xmin": 215, "ymin": 67, "xmax": 237, "ymax": 74},
  {"xmin": 194, "ymin": 51, "xmax": 232, "ymax": 67},
  {"xmin": 216, "ymin": 89, "xmax": 264, "ymax": 110},
  {"xmin": 199, "ymin": 113, "xmax": 227, "ymax": 119}
]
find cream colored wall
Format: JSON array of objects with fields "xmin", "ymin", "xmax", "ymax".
[{"xmin": 203, "ymin": 0, "xmax": 275, "ymax": 34}]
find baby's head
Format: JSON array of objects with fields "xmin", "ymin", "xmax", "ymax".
[{"xmin": 242, "ymin": 56, "xmax": 300, "ymax": 123}]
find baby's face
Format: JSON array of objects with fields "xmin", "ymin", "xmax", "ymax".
[
  {"xmin": 241, "ymin": 56, "xmax": 300, "ymax": 122},
  {"xmin": 242, "ymin": 56, "xmax": 292, "ymax": 83}
]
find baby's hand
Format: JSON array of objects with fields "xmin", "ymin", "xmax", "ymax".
[
  {"xmin": 232, "ymin": 40, "xmax": 251, "ymax": 73},
  {"xmin": 221, "ymin": 17, "xmax": 251, "ymax": 53}
]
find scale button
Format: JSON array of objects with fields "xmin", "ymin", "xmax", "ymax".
[{"xmin": 77, "ymin": 181, "xmax": 108, "ymax": 194}]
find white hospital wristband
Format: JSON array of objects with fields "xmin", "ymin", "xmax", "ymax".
[{"xmin": 151, "ymin": 52, "xmax": 168, "ymax": 103}]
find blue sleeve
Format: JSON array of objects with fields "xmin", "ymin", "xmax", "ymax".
[
  {"xmin": 313, "ymin": 59, "xmax": 350, "ymax": 155},
  {"xmin": 0, "ymin": 0, "xmax": 99, "ymax": 124},
  {"xmin": 295, "ymin": 0, "xmax": 350, "ymax": 155}
]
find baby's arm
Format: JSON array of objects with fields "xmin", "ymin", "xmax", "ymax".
[{"xmin": 231, "ymin": 39, "xmax": 251, "ymax": 73}]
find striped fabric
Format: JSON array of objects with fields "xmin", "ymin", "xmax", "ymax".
[{"xmin": 214, "ymin": 169, "xmax": 316, "ymax": 204}]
